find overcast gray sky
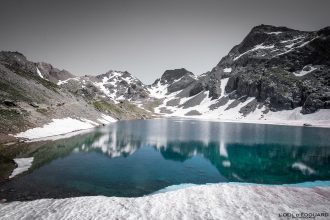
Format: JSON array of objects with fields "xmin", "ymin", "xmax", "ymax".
[{"xmin": 0, "ymin": 0, "xmax": 329, "ymax": 84}]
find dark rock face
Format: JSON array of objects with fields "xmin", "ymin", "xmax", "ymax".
[
  {"xmin": 152, "ymin": 68, "xmax": 197, "ymax": 94},
  {"xmin": 184, "ymin": 110, "xmax": 202, "ymax": 116},
  {"xmin": 239, "ymin": 99, "xmax": 262, "ymax": 116},
  {"xmin": 180, "ymin": 92, "xmax": 207, "ymax": 109},
  {"xmin": 0, "ymin": 51, "xmax": 75, "ymax": 84},
  {"xmin": 37, "ymin": 62, "xmax": 75, "ymax": 84},
  {"xmin": 208, "ymin": 25, "xmax": 330, "ymax": 114},
  {"xmin": 302, "ymin": 92, "xmax": 330, "ymax": 114},
  {"xmin": 166, "ymin": 99, "xmax": 180, "ymax": 106},
  {"xmin": 3, "ymin": 100, "xmax": 17, "ymax": 107},
  {"xmin": 158, "ymin": 68, "xmax": 194, "ymax": 84},
  {"xmin": 209, "ymin": 96, "xmax": 230, "ymax": 110},
  {"xmin": 0, "ymin": 51, "xmax": 37, "ymax": 76}
]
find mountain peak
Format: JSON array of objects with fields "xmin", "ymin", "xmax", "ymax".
[
  {"xmin": 160, "ymin": 68, "xmax": 194, "ymax": 84},
  {"xmin": 37, "ymin": 62, "xmax": 75, "ymax": 83},
  {"xmin": 0, "ymin": 51, "xmax": 29, "ymax": 66},
  {"xmin": 250, "ymin": 24, "xmax": 296, "ymax": 33}
]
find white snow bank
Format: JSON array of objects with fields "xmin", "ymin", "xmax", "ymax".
[
  {"xmin": 148, "ymin": 80, "xmax": 168, "ymax": 99},
  {"xmin": 1, "ymin": 183, "xmax": 329, "ymax": 220},
  {"xmin": 97, "ymin": 114, "xmax": 117, "ymax": 124},
  {"xmin": 234, "ymin": 44, "xmax": 274, "ymax": 61},
  {"xmin": 152, "ymin": 183, "xmax": 197, "ymax": 194},
  {"xmin": 15, "ymin": 118, "xmax": 94, "ymax": 139},
  {"xmin": 57, "ymin": 77, "xmax": 80, "ymax": 86},
  {"xmin": 36, "ymin": 68, "xmax": 44, "ymax": 79},
  {"xmin": 162, "ymin": 95, "xmax": 330, "ymax": 127},
  {"xmin": 293, "ymin": 66, "xmax": 317, "ymax": 77},
  {"xmin": 15, "ymin": 116, "xmax": 116, "ymax": 140},
  {"xmin": 9, "ymin": 157, "xmax": 34, "ymax": 178},
  {"xmin": 266, "ymin": 31, "xmax": 282, "ymax": 35}
]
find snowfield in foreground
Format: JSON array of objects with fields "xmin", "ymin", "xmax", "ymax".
[
  {"xmin": 15, "ymin": 115, "xmax": 117, "ymax": 140},
  {"xmin": 1, "ymin": 184, "xmax": 329, "ymax": 220}
]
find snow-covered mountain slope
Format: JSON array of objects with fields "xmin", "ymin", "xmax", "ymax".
[
  {"xmin": 0, "ymin": 52, "xmax": 152, "ymax": 141},
  {"xmin": 93, "ymin": 70, "xmax": 149, "ymax": 101},
  {"xmin": 146, "ymin": 25, "xmax": 330, "ymax": 124},
  {"xmin": 148, "ymin": 68, "xmax": 197, "ymax": 99},
  {"xmin": 58, "ymin": 70, "xmax": 150, "ymax": 103},
  {"xmin": 1, "ymin": 25, "xmax": 330, "ymax": 139}
]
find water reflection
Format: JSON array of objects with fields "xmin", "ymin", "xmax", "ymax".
[
  {"xmin": 33, "ymin": 119, "xmax": 330, "ymax": 183},
  {"xmin": 2, "ymin": 118, "xmax": 330, "ymax": 200}
]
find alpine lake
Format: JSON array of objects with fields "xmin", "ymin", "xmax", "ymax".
[{"xmin": 1, "ymin": 118, "xmax": 330, "ymax": 201}]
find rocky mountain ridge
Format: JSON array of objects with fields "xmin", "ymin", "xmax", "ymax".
[
  {"xmin": 0, "ymin": 51, "xmax": 152, "ymax": 142},
  {"xmin": 1, "ymin": 24, "xmax": 330, "ymax": 142},
  {"xmin": 150, "ymin": 25, "xmax": 330, "ymax": 118}
]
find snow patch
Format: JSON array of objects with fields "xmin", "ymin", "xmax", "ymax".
[
  {"xmin": 97, "ymin": 114, "xmax": 117, "ymax": 124},
  {"xmin": 233, "ymin": 44, "xmax": 275, "ymax": 61},
  {"xmin": 80, "ymin": 118, "xmax": 100, "ymax": 126},
  {"xmin": 15, "ymin": 118, "xmax": 97, "ymax": 140},
  {"xmin": 57, "ymin": 78, "xmax": 79, "ymax": 85},
  {"xmin": 276, "ymin": 37, "xmax": 318, "ymax": 57},
  {"xmin": 223, "ymin": 67, "xmax": 232, "ymax": 73},
  {"xmin": 9, "ymin": 157, "xmax": 34, "ymax": 178},
  {"xmin": 1, "ymin": 183, "xmax": 329, "ymax": 220},
  {"xmin": 293, "ymin": 66, "xmax": 317, "ymax": 77},
  {"xmin": 280, "ymin": 36, "xmax": 305, "ymax": 44},
  {"xmin": 266, "ymin": 31, "xmax": 282, "ymax": 35},
  {"xmin": 93, "ymin": 77, "xmax": 114, "ymax": 99},
  {"xmin": 220, "ymin": 77, "xmax": 229, "ymax": 96},
  {"xmin": 36, "ymin": 67, "xmax": 44, "ymax": 79},
  {"xmin": 148, "ymin": 81, "xmax": 169, "ymax": 99},
  {"xmin": 152, "ymin": 183, "xmax": 197, "ymax": 194},
  {"xmin": 15, "ymin": 115, "xmax": 117, "ymax": 140}
]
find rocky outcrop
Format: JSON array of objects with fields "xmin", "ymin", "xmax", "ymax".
[
  {"xmin": 209, "ymin": 25, "xmax": 330, "ymax": 113},
  {"xmin": 151, "ymin": 68, "xmax": 197, "ymax": 94},
  {"xmin": 146, "ymin": 25, "xmax": 330, "ymax": 116},
  {"xmin": 37, "ymin": 62, "xmax": 75, "ymax": 84}
]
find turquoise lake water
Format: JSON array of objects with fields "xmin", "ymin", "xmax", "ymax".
[{"xmin": 2, "ymin": 118, "xmax": 330, "ymax": 200}]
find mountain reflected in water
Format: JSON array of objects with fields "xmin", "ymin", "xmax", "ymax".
[{"xmin": 1, "ymin": 118, "xmax": 330, "ymax": 201}]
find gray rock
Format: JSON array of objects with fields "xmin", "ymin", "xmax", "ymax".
[
  {"xmin": 181, "ymin": 92, "xmax": 207, "ymax": 109},
  {"xmin": 29, "ymin": 102, "xmax": 39, "ymax": 108},
  {"xmin": 225, "ymin": 99, "xmax": 241, "ymax": 111},
  {"xmin": 239, "ymin": 99, "xmax": 259, "ymax": 116},
  {"xmin": 159, "ymin": 107, "xmax": 173, "ymax": 114},
  {"xmin": 3, "ymin": 100, "xmax": 16, "ymax": 107},
  {"xmin": 184, "ymin": 110, "xmax": 202, "ymax": 116},
  {"xmin": 209, "ymin": 96, "xmax": 230, "ymax": 110},
  {"xmin": 166, "ymin": 99, "xmax": 180, "ymax": 106}
]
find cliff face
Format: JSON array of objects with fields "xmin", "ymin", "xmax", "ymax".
[
  {"xmin": 211, "ymin": 25, "xmax": 330, "ymax": 113},
  {"xmin": 150, "ymin": 25, "xmax": 330, "ymax": 116}
]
